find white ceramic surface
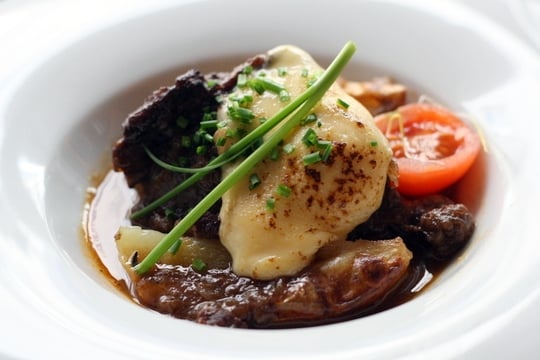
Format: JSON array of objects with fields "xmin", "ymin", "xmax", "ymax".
[{"xmin": 1, "ymin": 0, "xmax": 540, "ymax": 359}]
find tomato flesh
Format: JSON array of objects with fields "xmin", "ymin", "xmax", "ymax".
[{"xmin": 375, "ymin": 103, "xmax": 481, "ymax": 196}]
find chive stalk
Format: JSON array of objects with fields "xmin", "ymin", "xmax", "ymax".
[{"xmin": 132, "ymin": 42, "xmax": 356, "ymax": 275}]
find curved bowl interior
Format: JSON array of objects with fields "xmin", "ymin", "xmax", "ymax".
[{"xmin": 1, "ymin": 0, "xmax": 539, "ymax": 358}]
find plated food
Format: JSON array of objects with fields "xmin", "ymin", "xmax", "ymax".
[{"xmin": 85, "ymin": 43, "xmax": 480, "ymax": 328}]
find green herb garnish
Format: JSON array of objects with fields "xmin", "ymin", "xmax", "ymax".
[
  {"xmin": 191, "ymin": 258, "xmax": 207, "ymax": 272},
  {"xmin": 249, "ymin": 173, "xmax": 261, "ymax": 190},
  {"xmin": 276, "ymin": 184, "xmax": 292, "ymax": 198},
  {"xmin": 337, "ymin": 98, "xmax": 350, "ymax": 109},
  {"xmin": 303, "ymin": 152, "xmax": 322, "ymax": 166},
  {"xmin": 132, "ymin": 42, "xmax": 357, "ymax": 274}
]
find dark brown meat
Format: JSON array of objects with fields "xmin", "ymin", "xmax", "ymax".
[
  {"xmin": 133, "ymin": 238, "xmax": 412, "ymax": 328},
  {"xmin": 112, "ymin": 56, "xmax": 266, "ymax": 234},
  {"xmin": 348, "ymin": 186, "xmax": 475, "ymax": 261}
]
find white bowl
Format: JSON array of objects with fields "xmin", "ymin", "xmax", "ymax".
[{"xmin": 1, "ymin": 0, "xmax": 540, "ymax": 359}]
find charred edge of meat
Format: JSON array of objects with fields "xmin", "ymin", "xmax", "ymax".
[
  {"xmin": 348, "ymin": 185, "xmax": 475, "ymax": 261},
  {"xmin": 111, "ymin": 55, "xmax": 267, "ymax": 233}
]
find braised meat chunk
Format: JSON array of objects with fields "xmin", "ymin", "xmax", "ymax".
[
  {"xmin": 134, "ymin": 238, "xmax": 412, "ymax": 328},
  {"xmin": 348, "ymin": 187, "xmax": 475, "ymax": 261},
  {"xmin": 112, "ymin": 56, "xmax": 266, "ymax": 235}
]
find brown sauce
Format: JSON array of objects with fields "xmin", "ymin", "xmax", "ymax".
[{"xmin": 82, "ymin": 166, "xmax": 480, "ymax": 327}]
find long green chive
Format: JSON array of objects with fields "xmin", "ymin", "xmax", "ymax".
[
  {"xmin": 133, "ymin": 42, "xmax": 356, "ymax": 274},
  {"xmin": 303, "ymin": 152, "xmax": 322, "ymax": 166},
  {"xmin": 144, "ymin": 145, "xmax": 247, "ymax": 174},
  {"xmin": 130, "ymin": 42, "xmax": 356, "ymax": 223}
]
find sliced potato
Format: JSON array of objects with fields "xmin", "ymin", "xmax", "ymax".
[{"xmin": 115, "ymin": 226, "xmax": 231, "ymax": 271}]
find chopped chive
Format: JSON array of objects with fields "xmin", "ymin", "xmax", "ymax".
[
  {"xmin": 238, "ymin": 94, "xmax": 253, "ymax": 107},
  {"xmin": 168, "ymin": 238, "xmax": 182, "ymax": 254},
  {"xmin": 202, "ymin": 112, "xmax": 217, "ymax": 122},
  {"xmin": 283, "ymin": 143, "xmax": 295, "ymax": 154},
  {"xmin": 176, "ymin": 116, "xmax": 189, "ymax": 128},
  {"xmin": 301, "ymin": 68, "xmax": 309, "ymax": 77},
  {"xmin": 278, "ymin": 67, "xmax": 288, "ymax": 76},
  {"xmin": 269, "ymin": 146, "xmax": 280, "ymax": 161},
  {"xmin": 132, "ymin": 41, "xmax": 357, "ymax": 274},
  {"xmin": 303, "ymin": 152, "xmax": 322, "ymax": 165},
  {"xmin": 243, "ymin": 65, "xmax": 253, "ymax": 75},
  {"xmin": 249, "ymin": 173, "xmax": 261, "ymax": 190},
  {"xmin": 217, "ymin": 120, "xmax": 228, "ymax": 128},
  {"xmin": 225, "ymin": 128, "xmax": 237, "ymax": 138},
  {"xmin": 279, "ymin": 90, "xmax": 290, "ymax": 102},
  {"xmin": 203, "ymin": 132, "xmax": 214, "ymax": 143},
  {"xmin": 200, "ymin": 119, "xmax": 218, "ymax": 130},
  {"xmin": 192, "ymin": 258, "xmax": 207, "ymax": 272},
  {"xmin": 370, "ymin": 140, "xmax": 378, "ymax": 147},
  {"xmin": 258, "ymin": 117, "xmax": 267, "ymax": 124},
  {"xmin": 237, "ymin": 73, "xmax": 248, "ymax": 87},
  {"xmin": 276, "ymin": 184, "xmax": 292, "ymax": 198},
  {"xmin": 300, "ymin": 113, "xmax": 317, "ymax": 126},
  {"xmin": 181, "ymin": 135, "xmax": 191, "ymax": 148},
  {"xmin": 228, "ymin": 103, "xmax": 255, "ymax": 124},
  {"xmin": 248, "ymin": 77, "xmax": 286, "ymax": 95},
  {"xmin": 196, "ymin": 145, "xmax": 207, "ymax": 155},
  {"xmin": 321, "ymin": 143, "xmax": 333, "ymax": 162},
  {"xmin": 337, "ymin": 98, "xmax": 350, "ymax": 109},
  {"xmin": 266, "ymin": 197, "xmax": 276, "ymax": 211},
  {"xmin": 302, "ymin": 128, "xmax": 319, "ymax": 147},
  {"xmin": 216, "ymin": 137, "xmax": 227, "ymax": 146}
]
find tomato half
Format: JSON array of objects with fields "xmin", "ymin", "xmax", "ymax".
[{"xmin": 374, "ymin": 103, "xmax": 481, "ymax": 196}]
